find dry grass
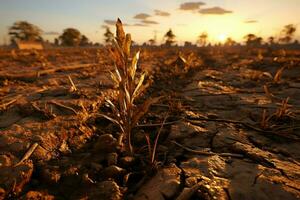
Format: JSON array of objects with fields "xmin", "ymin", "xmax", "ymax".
[
  {"xmin": 260, "ymin": 97, "xmax": 294, "ymax": 130},
  {"xmin": 100, "ymin": 19, "xmax": 162, "ymax": 155}
]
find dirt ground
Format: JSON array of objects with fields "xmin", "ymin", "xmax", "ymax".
[{"xmin": 0, "ymin": 47, "xmax": 300, "ymax": 200}]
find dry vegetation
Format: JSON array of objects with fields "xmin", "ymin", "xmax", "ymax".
[{"xmin": 0, "ymin": 20, "xmax": 300, "ymax": 200}]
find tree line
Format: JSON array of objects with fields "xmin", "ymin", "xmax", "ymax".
[{"xmin": 6, "ymin": 20, "xmax": 298, "ymax": 47}]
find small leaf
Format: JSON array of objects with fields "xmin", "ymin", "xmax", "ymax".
[
  {"xmin": 273, "ymin": 66, "xmax": 285, "ymax": 83},
  {"xmin": 115, "ymin": 67, "xmax": 122, "ymax": 82},
  {"xmin": 124, "ymin": 33, "xmax": 131, "ymax": 57},
  {"xmin": 110, "ymin": 71, "xmax": 120, "ymax": 86},
  {"xmin": 105, "ymin": 99, "xmax": 120, "ymax": 117},
  {"xmin": 133, "ymin": 81, "xmax": 150, "ymax": 100},
  {"xmin": 132, "ymin": 73, "xmax": 145, "ymax": 101},
  {"xmin": 130, "ymin": 51, "xmax": 140, "ymax": 80},
  {"xmin": 124, "ymin": 86, "xmax": 131, "ymax": 105},
  {"xmin": 116, "ymin": 18, "xmax": 125, "ymax": 48}
]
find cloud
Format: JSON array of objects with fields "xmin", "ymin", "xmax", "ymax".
[
  {"xmin": 104, "ymin": 20, "xmax": 116, "ymax": 26},
  {"xmin": 180, "ymin": 2, "xmax": 205, "ymax": 11},
  {"xmin": 154, "ymin": 9, "xmax": 170, "ymax": 17},
  {"xmin": 244, "ymin": 20, "xmax": 258, "ymax": 24},
  {"xmin": 199, "ymin": 7, "xmax": 232, "ymax": 15},
  {"xmin": 104, "ymin": 20, "xmax": 129, "ymax": 26},
  {"xmin": 141, "ymin": 20, "xmax": 159, "ymax": 25},
  {"xmin": 133, "ymin": 23, "xmax": 149, "ymax": 27},
  {"xmin": 43, "ymin": 31, "xmax": 59, "ymax": 35},
  {"xmin": 134, "ymin": 13, "xmax": 151, "ymax": 20}
]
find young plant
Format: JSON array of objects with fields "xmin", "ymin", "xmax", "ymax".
[{"xmin": 100, "ymin": 19, "xmax": 161, "ymax": 155}]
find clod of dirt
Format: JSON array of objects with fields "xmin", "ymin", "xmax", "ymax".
[
  {"xmin": 93, "ymin": 134, "xmax": 118, "ymax": 153},
  {"xmin": 21, "ymin": 191, "xmax": 55, "ymax": 200},
  {"xmin": 134, "ymin": 163, "xmax": 181, "ymax": 200},
  {"xmin": 0, "ymin": 154, "xmax": 13, "ymax": 167},
  {"xmin": 39, "ymin": 165, "xmax": 61, "ymax": 184},
  {"xmin": 101, "ymin": 165, "xmax": 126, "ymax": 180},
  {"xmin": 86, "ymin": 180, "xmax": 122, "ymax": 200},
  {"xmin": 107, "ymin": 152, "xmax": 118, "ymax": 166},
  {"xmin": 0, "ymin": 161, "xmax": 33, "ymax": 198},
  {"xmin": 176, "ymin": 185, "xmax": 200, "ymax": 200}
]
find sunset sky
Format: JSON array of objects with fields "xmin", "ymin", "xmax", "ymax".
[{"xmin": 0, "ymin": 0, "xmax": 300, "ymax": 45}]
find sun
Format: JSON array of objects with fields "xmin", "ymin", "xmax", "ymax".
[{"xmin": 217, "ymin": 33, "xmax": 227, "ymax": 42}]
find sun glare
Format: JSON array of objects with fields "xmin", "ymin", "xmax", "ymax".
[{"xmin": 217, "ymin": 33, "xmax": 227, "ymax": 42}]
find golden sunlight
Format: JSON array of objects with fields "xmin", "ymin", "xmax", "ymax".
[{"xmin": 217, "ymin": 33, "xmax": 227, "ymax": 42}]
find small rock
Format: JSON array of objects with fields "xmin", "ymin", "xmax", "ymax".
[
  {"xmin": 40, "ymin": 166, "xmax": 61, "ymax": 184},
  {"xmin": 93, "ymin": 134, "xmax": 118, "ymax": 153},
  {"xmin": 160, "ymin": 179, "xmax": 181, "ymax": 198},
  {"xmin": 0, "ymin": 161, "xmax": 33, "ymax": 197},
  {"xmin": 21, "ymin": 190, "xmax": 55, "ymax": 200},
  {"xmin": 176, "ymin": 185, "xmax": 200, "ymax": 200},
  {"xmin": 102, "ymin": 165, "xmax": 126, "ymax": 180},
  {"xmin": 90, "ymin": 162, "xmax": 103, "ymax": 171},
  {"xmin": 134, "ymin": 163, "xmax": 181, "ymax": 200},
  {"xmin": 88, "ymin": 180, "xmax": 122, "ymax": 200},
  {"xmin": 185, "ymin": 177, "xmax": 198, "ymax": 188},
  {"xmin": 107, "ymin": 153, "xmax": 118, "ymax": 166},
  {"xmin": 0, "ymin": 155, "xmax": 12, "ymax": 167},
  {"xmin": 180, "ymin": 155, "xmax": 227, "ymax": 179}
]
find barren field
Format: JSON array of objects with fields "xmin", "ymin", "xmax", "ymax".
[{"xmin": 0, "ymin": 47, "xmax": 300, "ymax": 199}]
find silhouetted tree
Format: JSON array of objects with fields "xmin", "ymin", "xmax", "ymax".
[
  {"xmin": 54, "ymin": 38, "xmax": 59, "ymax": 46},
  {"xmin": 148, "ymin": 39, "xmax": 156, "ymax": 46},
  {"xmin": 59, "ymin": 28, "xmax": 81, "ymax": 46},
  {"xmin": 8, "ymin": 21, "xmax": 43, "ymax": 43},
  {"xmin": 268, "ymin": 36, "xmax": 275, "ymax": 45},
  {"xmin": 244, "ymin": 34, "xmax": 262, "ymax": 46},
  {"xmin": 225, "ymin": 37, "xmax": 236, "ymax": 46},
  {"xmin": 104, "ymin": 27, "xmax": 114, "ymax": 44},
  {"xmin": 164, "ymin": 29, "xmax": 176, "ymax": 46},
  {"xmin": 80, "ymin": 35, "xmax": 89, "ymax": 46},
  {"xmin": 279, "ymin": 24, "xmax": 296, "ymax": 44},
  {"xmin": 197, "ymin": 32, "xmax": 208, "ymax": 46}
]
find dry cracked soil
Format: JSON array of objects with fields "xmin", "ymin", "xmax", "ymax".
[{"xmin": 0, "ymin": 47, "xmax": 300, "ymax": 200}]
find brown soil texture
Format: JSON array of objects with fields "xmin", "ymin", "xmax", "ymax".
[{"xmin": 0, "ymin": 47, "xmax": 300, "ymax": 200}]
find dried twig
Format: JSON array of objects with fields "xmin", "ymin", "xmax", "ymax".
[
  {"xmin": 151, "ymin": 113, "xmax": 168, "ymax": 163},
  {"xmin": 68, "ymin": 75, "xmax": 77, "ymax": 92},
  {"xmin": 136, "ymin": 119, "xmax": 183, "ymax": 128},
  {"xmin": 171, "ymin": 140, "xmax": 244, "ymax": 158},
  {"xmin": 14, "ymin": 143, "xmax": 39, "ymax": 167},
  {"xmin": 0, "ymin": 95, "xmax": 22, "ymax": 110},
  {"xmin": 48, "ymin": 100, "xmax": 78, "ymax": 115}
]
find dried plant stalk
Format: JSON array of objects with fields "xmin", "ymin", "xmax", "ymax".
[{"xmin": 100, "ymin": 19, "xmax": 161, "ymax": 155}]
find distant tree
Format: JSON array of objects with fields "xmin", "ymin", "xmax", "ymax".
[
  {"xmin": 184, "ymin": 41, "xmax": 193, "ymax": 47},
  {"xmin": 268, "ymin": 36, "xmax": 275, "ymax": 45},
  {"xmin": 54, "ymin": 38, "xmax": 59, "ymax": 46},
  {"xmin": 148, "ymin": 38, "xmax": 156, "ymax": 46},
  {"xmin": 8, "ymin": 21, "xmax": 43, "ymax": 43},
  {"xmin": 80, "ymin": 35, "xmax": 89, "ymax": 46},
  {"xmin": 104, "ymin": 27, "xmax": 114, "ymax": 44},
  {"xmin": 225, "ymin": 37, "xmax": 236, "ymax": 46},
  {"xmin": 197, "ymin": 32, "xmax": 208, "ymax": 46},
  {"xmin": 279, "ymin": 24, "xmax": 297, "ymax": 44},
  {"xmin": 244, "ymin": 34, "xmax": 262, "ymax": 46},
  {"xmin": 59, "ymin": 28, "xmax": 81, "ymax": 46},
  {"xmin": 164, "ymin": 29, "xmax": 176, "ymax": 46}
]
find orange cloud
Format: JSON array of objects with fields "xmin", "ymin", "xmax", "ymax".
[
  {"xmin": 199, "ymin": 7, "xmax": 232, "ymax": 15},
  {"xmin": 154, "ymin": 9, "xmax": 170, "ymax": 17},
  {"xmin": 180, "ymin": 2, "xmax": 205, "ymax": 11}
]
